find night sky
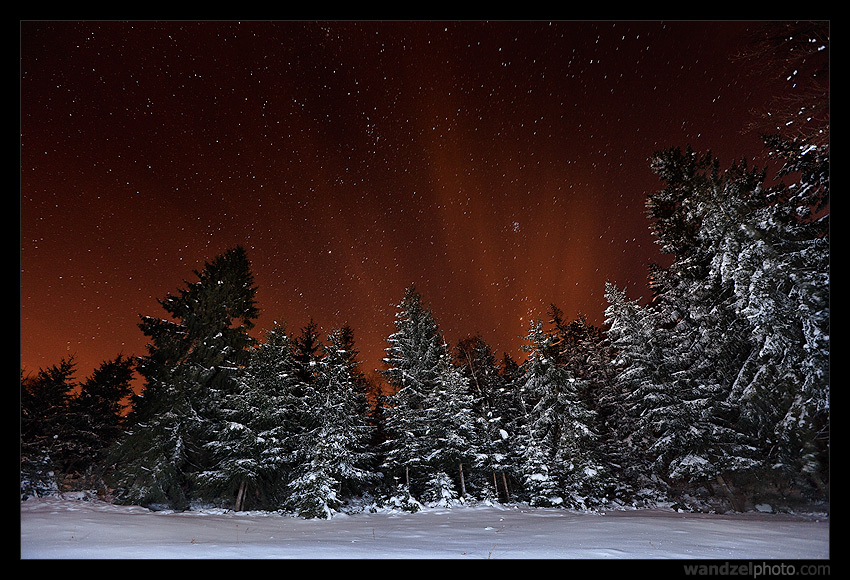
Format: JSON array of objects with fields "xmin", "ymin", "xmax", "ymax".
[{"xmin": 21, "ymin": 21, "xmax": 788, "ymax": 387}]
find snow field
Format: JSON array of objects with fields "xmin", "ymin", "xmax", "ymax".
[{"xmin": 21, "ymin": 496, "xmax": 829, "ymax": 560}]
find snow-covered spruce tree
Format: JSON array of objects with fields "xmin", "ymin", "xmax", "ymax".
[
  {"xmin": 605, "ymin": 143, "xmax": 828, "ymax": 508},
  {"xmin": 380, "ymin": 285, "xmax": 474, "ymax": 503},
  {"xmin": 284, "ymin": 326, "xmax": 377, "ymax": 518},
  {"xmin": 701, "ymin": 140, "xmax": 829, "ymax": 498},
  {"xmin": 603, "ymin": 282, "xmax": 668, "ymax": 500},
  {"xmin": 323, "ymin": 324, "xmax": 379, "ymax": 496},
  {"xmin": 195, "ymin": 325, "xmax": 299, "ymax": 511},
  {"xmin": 109, "ymin": 246, "xmax": 259, "ymax": 510},
  {"xmin": 420, "ymin": 357, "xmax": 477, "ymax": 505},
  {"xmin": 380, "ymin": 285, "xmax": 442, "ymax": 498},
  {"xmin": 511, "ymin": 319, "xmax": 605, "ymax": 508},
  {"xmin": 603, "ymin": 151, "xmax": 770, "ymax": 507},
  {"xmin": 654, "ymin": 143, "xmax": 828, "ymax": 498},
  {"xmin": 513, "ymin": 319, "xmax": 563, "ymax": 507},
  {"xmin": 550, "ymin": 309, "xmax": 622, "ymax": 503}
]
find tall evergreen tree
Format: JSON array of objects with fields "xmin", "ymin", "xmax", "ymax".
[
  {"xmin": 380, "ymin": 285, "xmax": 442, "ymax": 495},
  {"xmin": 605, "ymin": 138, "xmax": 828, "ymax": 508},
  {"xmin": 511, "ymin": 320, "xmax": 604, "ymax": 508},
  {"xmin": 607, "ymin": 151, "xmax": 773, "ymax": 504},
  {"xmin": 603, "ymin": 283, "xmax": 665, "ymax": 489},
  {"xmin": 195, "ymin": 325, "xmax": 299, "ymax": 511},
  {"xmin": 420, "ymin": 358, "xmax": 476, "ymax": 504},
  {"xmin": 285, "ymin": 326, "xmax": 377, "ymax": 518},
  {"xmin": 110, "ymin": 246, "xmax": 259, "ymax": 509},
  {"xmin": 380, "ymin": 285, "xmax": 474, "ymax": 501},
  {"xmin": 654, "ymin": 144, "xmax": 828, "ymax": 497},
  {"xmin": 324, "ymin": 325, "xmax": 379, "ymax": 494}
]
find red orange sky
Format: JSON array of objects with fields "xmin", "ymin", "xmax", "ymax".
[{"xmin": 21, "ymin": 21, "xmax": 788, "ymax": 387}]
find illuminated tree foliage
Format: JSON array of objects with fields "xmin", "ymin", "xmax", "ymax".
[
  {"xmin": 379, "ymin": 285, "xmax": 476, "ymax": 503},
  {"xmin": 194, "ymin": 326, "xmax": 299, "ymax": 511},
  {"xmin": 605, "ymin": 138, "xmax": 829, "ymax": 507},
  {"xmin": 509, "ymin": 319, "xmax": 609, "ymax": 508},
  {"xmin": 284, "ymin": 326, "xmax": 377, "ymax": 518}
]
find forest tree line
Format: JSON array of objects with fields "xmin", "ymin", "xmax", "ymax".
[{"xmin": 21, "ymin": 126, "xmax": 829, "ymax": 517}]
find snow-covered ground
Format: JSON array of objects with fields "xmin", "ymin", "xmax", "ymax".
[{"xmin": 21, "ymin": 495, "xmax": 829, "ymax": 559}]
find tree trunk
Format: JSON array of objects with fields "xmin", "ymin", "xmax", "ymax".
[
  {"xmin": 235, "ymin": 480, "xmax": 247, "ymax": 512},
  {"xmin": 458, "ymin": 461, "xmax": 466, "ymax": 497},
  {"xmin": 716, "ymin": 474, "xmax": 743, "ymax": 512}
]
